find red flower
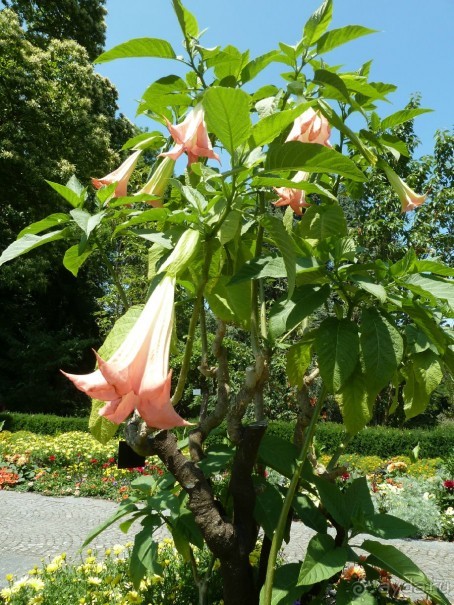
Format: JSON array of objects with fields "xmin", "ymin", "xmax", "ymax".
[
  {"xmin": 48, "ymin": 455, "xmax": 56, "ymax": 462},
  {"xmin": 341, "ymin": 472, "xmax": 350, "ymax": 481},
  {"xmin": 90, "ymin": 458, "xmax": 98, "ymax": 464},
  {"xmin": 443, "ymin": 480, "xmax": 454, "ymax": 490}
]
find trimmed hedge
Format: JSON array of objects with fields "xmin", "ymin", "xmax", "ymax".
[
  {"xmin": 1, "ymin": 412, "xmax": 453, "ymax": 459},
  {"xmin": 0, "ymin": 412, "xmax": 89, "ymax": 435}
]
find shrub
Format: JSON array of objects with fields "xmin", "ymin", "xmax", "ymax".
[{"xmin": 0, "ymin": 412, "xmax": 89, "ymax": 435}]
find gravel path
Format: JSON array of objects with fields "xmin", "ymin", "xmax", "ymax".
[{"xmin": 1, "ymin": 491, "xmax": 453, "ymax": 600}]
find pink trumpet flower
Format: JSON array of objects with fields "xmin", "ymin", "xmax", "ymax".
[
  {"xmin": 92, "ymin": 149, "xmax": 142, "ymax": 198},
  {"xmin": 62, "ymin": 276, "xmax": 190, "ymax": 430},
  {"xmin": 274, "ymin": 171, "xmax": 311, "ymax": 215},
  {"xmin": 160, "ymin": 104, "xmax": 220, "ymax": 166},
  {"xmin": 382, "ymin": 164, "xmax": 427, "ymax": 212},
  {"xmin": 286, "ymin": 107, "xmax": 332, "ymax": 147}
]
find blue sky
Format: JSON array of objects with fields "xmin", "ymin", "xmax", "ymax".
[{"xmin": 98, "ymin": 0, "xmax": 453, "ymax": 157}]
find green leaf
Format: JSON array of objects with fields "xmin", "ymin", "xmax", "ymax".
[
  {"xmin": 121, "ymin": 131, "xmax": 166, "ymax": 151},
  {"xmin": 335, "ymin": 366, "xmax": 372, "ymax": 435},
  {"xmin": 303, "ymin": 0, "xmax": 333, "ymax": 46},
  {"xmin": 297, "ymin": 203, "xmax": 347, "ymax": 240},
  {"xmin": 401, "ymin": 274, "xmax": 454, "ymax": 309},
  {"xmin": 402, "ymin": 301, "xmax": 449, "ymax": 355},
  {"xmin": 260, "ymin": 563, "xmax": 303, "ymax": 605},
  {"xmin": 258, "ymin": 434, "xmax": 298, "ymax": 479},
  {"xmin": 269, "ymin": 284, "xmax": 331, "ymax": 340},
  {"xmin": 298, "ymin": 534, "xmax": 350, "ymax": 585},
  {"xmin": 130, "ymin": 529, "xmax": 162, "ymax": 589},
  {"xmin": 361, "ymin": 540, "xmax": 450, "ymax": 605},
  {"xmin": 253, "ymin": 176, "xmax": 337, "ymax": 202},
  {"xmin": 403, "ymin": 350, "xmax": 443, "ymax": 419},
  {"xmin": 351, "ymin": 275, "xmax": 387, "ymax": 303},
  {"xmin": 171, "ymin": 0, "xmax": 199, "ymax": 38},
  {"xmin": 229, "ymin": 256, "xmax": 287, "ymax": 284},
  {"xmin": 266, "ymin": 142, "xmax": 366, "ymax": 181},
  {"xmin": 0, "ymin": 230, "xmax": 69, "ymax": 267},
  {"xmin": 315, "ymin": 318, "xmax": 360, "ymax": 393},
  {"xmin": 70, "ymin": 209, "xmax": 106, "ymax": 238},
  {"xmin": 313, "ymin": 69, "xmax": 353, "ymax": 105},
  {"xmin": 114, "ymin": 208, "xmax": 169, "ymax": 235},
  {"xmin": 250, "ymin": 103, "xmax": 310, "ymax": 148},
  {"xmin": 95, "ymin": 38, "xmax": 176, "ymax": 63},
  {"xmin": 254, "ymin": 479, "xmax": 283, "ymax": 539},
  {"xmin": 205, "ymin": 276, "xmax": 251, "ymax": 329},
  {"xmin": 219, "ymin": 210, "xmax": 242, "ymax": 245},
  {"xmin": 336, "ymin": 582, "xmax": 377, "ymax": 605},
  {"xmin": 203, "ymin": 87, "xmax": 251, "ymax": 154},
  {"xmin": 241, "ymin": 50, "xmax": 281, "ymax": 84},
  {"xmin": 198, "ymin": 444, "xmax": 235, "ymax": 476},
  {"xmin": 312, "ymin": 478, "xmax": 350, "ymax": 527},
  {"xmin": 88, "ymin": 399, "xmax": 119, "ymax": 445},
  {"xmin": 360, "ymin": 309, "xmax": 403, "ymax": 395},
  {"xmin": 261, "ymin": 214, "xmax": 296, "ymax": 298},
  {"xmin": 82, "ymin": 500, "xmax": 138, "ymax": 548},
  {"xmin": 413, "ymin": 259, "xmax": 454, "ymax": 277},
  {"xmin": 316, "ymin": 26, "xmax": 377, "ymax": 55},
  {"xmin": 293, "ymin": 494, "xmax": 328, "ymax": 533},
  {"xmin": 355, "ymin": 513, "xmax": 417, "ymax": 539},
  {"xmin": 286, "ymin": 337, "xmax": 314, "ymax": 389},
  {"xmin": 46, "ymin": 180, "xmax": 83, "ymax": 208},
  {"xmin": 345, "ymin": 477, "xmax": 375, "ymax": 518},
  {"xmin": 18, "ymin": 213, "xmax": 70, "ymax": 237},
  {"xmin": 63, "ymin": 244, "xmax": 93, "ymax": 277},
  {"xmin": 380, "ymin": 108, "xmax": 433, "ymax": 131},
  {"xmin": 173, "ymin": 509, "xmax": 204, "ymax": 550}
]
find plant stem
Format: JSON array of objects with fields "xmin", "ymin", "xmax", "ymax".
[
  {"xmin": 326, "ymin": 432, "xmax": 354, "ymax": 472},
  {"xmin": 262, "ymin": 384, "xmax": 328, "ymax": 605}
]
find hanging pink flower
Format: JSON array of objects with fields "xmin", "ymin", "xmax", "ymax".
[
  {"xmin": 382, "ymin": 165, "xmax": 427, "ymax": 212},
  {"xmin": 92, "ymin": 150, "xmax": 142, "ymax": 198},
  {"xmin": 273, "ymin": 171, "xmax": 311, "ymax": 215},
  {"xmin": 286, "ymin": 107, "xmax": 332, "ymax": 147},
  {"xmin": 135, "ymin": 157, "xmax": 175, "ymax": 206},
  {"xmin": 160, "ymin": 104, "xmax": 220, "ymax": 166},
  {"xmin": 62, "ymin": 276, "xmax": 189, "ymax": 430}
]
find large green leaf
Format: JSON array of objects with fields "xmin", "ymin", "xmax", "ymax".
[
  {"xmin": 266, "ymin": 142, "xmax": 366, "ymax": 181},
  {"xmin": 261, "ymin": 214, "xmax": 297, "ymax": 298},
  {"xmin": 286, "ymin": 335, "xmax": 315, "ymax": 389},
  {"xmin": 316, "ymin": 26, "xmax": 376, "ymax": 55},
  {"xmin": 130, "ymin": 527, "xmax": 162, "ymax": 589},
  {"xmin": 303, "ymin": 0, "xmax": 333, "ymax": 46},
  {"xmin": 360, "ymin": 309, "xmax": 403, "ymax": 395},
  {"xmin": 197, "ymin": 444, "xmax": 235, "ymax": 476},
  {"xmin": 315, "ymin": 318, "xmax": 360, "ymax": 393},
  {"xmin": 0, "ymin": 230, "xmax": 69, "ymax": 267},
  {"xmin": 361, "ymin": 540, "xmax": 450, "ymax": 605},
  {"xmin": 82, "ymin": 500, "xmax": 139, "ymax": 548},
  {"xmin": 241, "ymin": 50, "xmax": 281, "ymax": 84},
  {"xmin": 413, "ymin": 259, "xmax": 454, "ymax": 277},
  {"xmin": 380, "ymin": 108, "xmax": 433, "ymax": 131},
  {"xmin": 298, "ymin": 534, "xmax": 350, "ymax": 585},
  {"xmin": 335, "ymin": 365, "xmax": 372, "ymax": 435},
  {"xmin": 63, "ymin": 243, "xmax": 93, "ymax": 277},
  {"xmin": 171, "ymin": 0, "xmax": 199, "ymax": 38},
  {"xmin": 250, "ymin": 103, "xmax": 310, "ymax": 148},
  {"xmin": 254, "ymin": 478, "xmax": 283, "ymax": 539},
  {"xmin": 205, "ymin": 275, "xmax": 251, "ymax": 329},
  {"xmin": 253, "ymin": 176, "xmax": 337, "ymax": 201},
  {"xmin": 260, "ymin": 563, "xmax": 303, "ymax": 605},
  {"xmin": 312, "ymin": 478, "xmax": 350, "ymax": 527},
  {"xmin": 269, "ymin": 284, "xmax": 331, "ymax": 340},
  {"xmin": 402, "ymin": 350, "xmax": 443, "ymax": 419},
  {"xmin": 297, "ymin": 203, "xmax": 347, "ymax": 240},
  {"xmin": 70, "ymin": 209, "xmax": 106, "ymax": 238},
  {"xmin": 402, "ymin": 274, "xmax": 454, "ymax": 309},
  {"xmin": 18, "ymin": 213, "xmax": 70, "ymax": 237},
  {"xmin": 203, "ymin": 87, "xmax": 251, "ymax": 154},
  {"xmin": 354, "ymin": 513, "xmax": 417, "ymax": 539},
  {"xmin": 402, "ymin": 301, "xmax": 449, "ymax": 355},
  {"xmin": 336, "ymin": 582, "xmax": 377, "ymax": 605},
  {"xmin": 345, "ymin": 477, "xmax": 375, "ymax": 518},
  {"xmin": 229, "ymin": 256, "xmax": 287, "ymax": 284},
  {"xmin": 46, "ymin": 180, "xmax": 84, "ymax": 208},
  {"xmin": 95, "ymin": 38, "xmax": 176, "ymax": 63},
  {"xmin": 258, "ymin": 434, "xmax": 298, "ymax": 479},
  {"xmin": 293, "ymin": 494, "xmax": 328, "ymax": 533}
]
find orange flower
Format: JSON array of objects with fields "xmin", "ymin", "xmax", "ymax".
[
  {"xmin": 286, "ymin": 107, "xmax": 331, "ymax": 147},
  {"xmin": 92, "ymin": 150, "xmax": 142, "ymax": 198},
  {"xmin": 273, "ymin": 171, "xmax": 311, "ymax": 215}
]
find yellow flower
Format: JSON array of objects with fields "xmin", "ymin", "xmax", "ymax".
[
  {"xmin": 126, "ymin": 590, "xmax": 143, "ymax": 603},
  {"xmin": 5, "ymin": 574, "xmax": 14, "ymax": 582},
  {"xmin": 87, "ymin": 576, "xmax": 102, "ymax": 585}
]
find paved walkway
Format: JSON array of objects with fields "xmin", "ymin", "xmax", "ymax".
[{"xmin": 1, "ymin": 491, "xmax": 453, "ymax": 600}]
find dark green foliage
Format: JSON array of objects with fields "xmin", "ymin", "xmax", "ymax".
[
  {"xmin": 0, "ymin": 412, "xmax": 89, "ymax": 434},
  {"xmin": 0, "ymin": 9, "xmax": 135, "ymax": 414},
  {"xmin": 1, "ymin": 0, "xmax": 107, "ymax": 61}
]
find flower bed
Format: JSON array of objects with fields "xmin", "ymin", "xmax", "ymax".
[{"xmin": 1, "ymin": 430, "xmax": 453, "ymax": 540}]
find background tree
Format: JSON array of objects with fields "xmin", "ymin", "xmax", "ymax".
[
  {"xmin": 0, "ymin": 8, "xmax": 134, "ymax": 414},
  {"xmin": 0, "ymin": 0, "xmax": 107, "ymax": 61}
]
